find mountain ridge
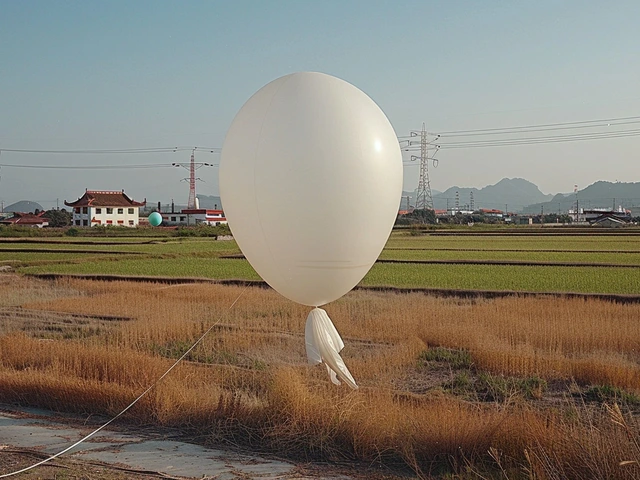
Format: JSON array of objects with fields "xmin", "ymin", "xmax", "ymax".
[
  {"xmin": 522, "ymin": 181, "xmax": 640, "ymax": 214},
  {"xmin": 403, "ymin": 178, "xmax": 553, "ymax": 212}
]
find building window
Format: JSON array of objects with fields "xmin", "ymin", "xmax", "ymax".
[
  {"xmin": 106, "ymin": 220, "xmax": 113, "ymax": 224},
  {"xmin": 106, "ymin": 208, "xmax": 113, "ymax": 214},
  {"xmin": 180, "ymin": 216, "xmax": 186, "ymax": 222},
  {"xmin": 75, "ymin": 220, "xmax": 80, "ymax": 225},
  {"xmin": 82, "ymin": 207, "xmax": 88, "ymax": 214},
  {"xmin": 117, "ymin": 208, "xmax": 123, "ymax": 214},
  {"xmin": 82, "ymin": 219, "xmax": 88, "ymax": 226},
  {"xmin": 171, "ymin": 217, "xmax": 176, "ymax": 222},
  {"xmin": 75, "ymin": 207, "xmax": 80, "ymax": 214},
  {"xmin": 117, "ymin": 220, "xmax": 124, "ymax": 224},
  {"xmin": 128, "ymin": 208, "xmax": 134, "ymax": 214},
  {"xmin": 95, "ymin": 208, "xmax": 101, "ymax": 214},
  {"xmin": 128, "ymin": 220, "xmax": 134, "ymax": 226}
]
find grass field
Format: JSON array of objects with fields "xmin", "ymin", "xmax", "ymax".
[
  {"xmin": 363, "ymin": 263, "xmax": 640, "ymax": 294},
  {"xmin": 7, "ymin": 231, "xmax": 640, "ymax": 295},
  {"xmin": 386, "ymin": 232, "xmax": 640, "ymax": 252},
  {"xmin": 0, "ymin": 275, "xmax": 639, "ymax": 479},
  {"xmin": 1, "ymin": 228, "xmax": 640, "ymax": 478}
]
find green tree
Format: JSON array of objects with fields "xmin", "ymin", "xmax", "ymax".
[
  {"xmin": 44, "ymin": 209, "xmax": 73, "ymax": 227},
  {"xmin": 396, "ymin": 208, "xmax": 436, "ymax": 225}
]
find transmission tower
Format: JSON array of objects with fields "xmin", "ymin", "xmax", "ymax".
[
  {"xmin": 172, "ymin": 149, "xmax": 213, "ymax": 209},
  {"xmin": 409, "ymin": 123, "xmax": 439, "ymax": 210}
]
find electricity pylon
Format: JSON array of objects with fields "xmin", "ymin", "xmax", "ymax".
[
  {"xmin": 172, "ymin": 149, "xmax": 213, "ymax": 209},
  {"xmin": 408, "ymin": 123, "xmax": 439, "ymax": 210}
]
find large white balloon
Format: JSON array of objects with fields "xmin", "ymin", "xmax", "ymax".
[{"xmin": 220, "ymin": 72, "xmax": 402, "ymax": 307}]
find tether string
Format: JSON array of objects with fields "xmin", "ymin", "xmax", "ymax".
[{"xmin": 0, "ymin": 286, "xmax": 248, "ymax": 478}]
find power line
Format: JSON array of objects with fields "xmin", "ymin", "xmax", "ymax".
[
  {"xmin": 431, "ymin": 115, "xmax": 640, "ymax": 136},
  {"xmin": 0, "ymin": 146, "xmax": 222, "ymax": 154},
  {"xmin": 0, "ymin": 146, "xmax": 221, "ymax": 170},
  {"xmin": 435, "ymin": 128, "xmax": 640, "ymax": 149},
  {"xmin": 0, "ymin": 163, "xmax": 176, "ymax": 170},
  {"xmin": 436, "ymin": 119, "xmax": 640, "ymax": 138}
]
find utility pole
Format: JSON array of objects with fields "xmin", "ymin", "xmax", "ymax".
[{"xmin": 574, "ymin": 184, "xmax": 579, "ymax": 223}]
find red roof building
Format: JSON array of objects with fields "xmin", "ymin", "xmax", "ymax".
[
  {"xmin": 64, "ymin": 190, "xmax": 146, "ymax": 227},
  {"xmin": 0, "ymin": 212, "xmax": 50, "ymax": 228}
]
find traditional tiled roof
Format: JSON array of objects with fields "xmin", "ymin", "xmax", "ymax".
[
  {"xmin": 64, "ymin": 190, "xmax": 146, "ymax": 208},
  {"xmin": 590, "ymin": 214, "xmax": 630, "ymax": 225},
  {"xmin": 0, "ymin": 212, "xmax": 50, "ymax": 226}
]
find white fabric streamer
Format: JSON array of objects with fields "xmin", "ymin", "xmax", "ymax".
[{"xmin": 304, "ymin": 308, "xmax": 357, "ymax": 389}]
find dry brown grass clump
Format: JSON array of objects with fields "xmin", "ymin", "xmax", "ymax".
[{"xmin": 1, "ymin": 276, "xmax": 639, "ymax": 478}]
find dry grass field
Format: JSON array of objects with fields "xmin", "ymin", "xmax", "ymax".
[{"xmin": 1, "ymin": 273, "xmax": 639, "ymax": 479}]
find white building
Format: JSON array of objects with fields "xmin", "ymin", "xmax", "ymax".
[
  {"xmin": 65, "ymin": 190, "xmax": 146, "ymax": 227},
  {"xmin": 160, "ymin": 208, "xmax": 227, "ymax": 226}
]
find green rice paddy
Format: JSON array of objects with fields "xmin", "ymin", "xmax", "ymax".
[{"xmin": 7, "ymin": 230, "xmax": 640, "ymax": 295}]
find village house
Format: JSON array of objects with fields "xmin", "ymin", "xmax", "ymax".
[
  {"xmin": 64, "ymin": 190, "xmax": 146, "ymax": 227},
  {"xmin": 0, "ymin": 212, "xmax": 50, "ymax": 228}
]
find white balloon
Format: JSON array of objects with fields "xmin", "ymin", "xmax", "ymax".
[{"xmin": 220, "ymin": 72, "xmax": 402, "ymax": 307}]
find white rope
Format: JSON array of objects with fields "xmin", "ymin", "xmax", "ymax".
[{"xmin": 0, "ymin": 286, "xmax": 248, "ymax": 478}]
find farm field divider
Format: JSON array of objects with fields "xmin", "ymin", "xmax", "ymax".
[
  {"xmin": 377, "ymin": 258, "xmax": 640, "ymax": 267},
  {"xmin": 221, "ymin": 253, "xmax": 640, "ymax": 267},
  {"xmin": 384, "ymin": 247, "xmax": 640, "ymax": 253},
  {"xmin": 0, "ymin": 238, "xmax": 167, "ymax": 245},
  {"xmin": 0, "ymin": 248, "xmax": 147, "ymax": 254},
  {"xmin": 25, "ymin": 272, "xmax": 640, "ymax": 304},
  {"xmin": 404, "ymin": 228, "xmax": 640, "ymax": 236}
]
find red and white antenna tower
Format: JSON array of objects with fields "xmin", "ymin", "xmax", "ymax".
[
  {"xmin": 172, "ymin": 149, "xmax": 213, "ymax": 209},
  {"xmin": 188, "ymin": 150, "xmax": 196, "ymax": 209}
]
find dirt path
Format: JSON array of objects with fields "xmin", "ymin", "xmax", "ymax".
[{"xmin": 0, "ymin": 406, "xmax": 367, "ymax": 480}]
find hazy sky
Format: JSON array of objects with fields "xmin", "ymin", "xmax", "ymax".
[{"xmin": 1, "ymin": 1, "xmax": 639, "ymax": 210}]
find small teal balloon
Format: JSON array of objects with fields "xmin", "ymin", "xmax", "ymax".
[{"xmin": 148, "ymin": 212, "xmax": 162, "ymax": 227}]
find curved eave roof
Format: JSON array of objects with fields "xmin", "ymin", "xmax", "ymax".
[{"xmin": 65, "ymin": 190, "xmax": 146, "ymax": 207}]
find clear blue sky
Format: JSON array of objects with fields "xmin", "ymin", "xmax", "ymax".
[{"xmin": 1, "ymin": 0, "xmax": 639, "ymax": 210}]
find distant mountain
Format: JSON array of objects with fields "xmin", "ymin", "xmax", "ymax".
[
  {"xmin": 195, "ymin": 179, "xmax": 640, "ymax": 215},
  {"xmin": 3, "ymin": 201, "xmax": 44, "ymax": 213},
  {"xmin": 430, "ymin": 178, "xmax": 552, "ymax": 212},
  {"xmin": 522, "ymin": 181, "xmax": 640, "ymax": 214}
]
